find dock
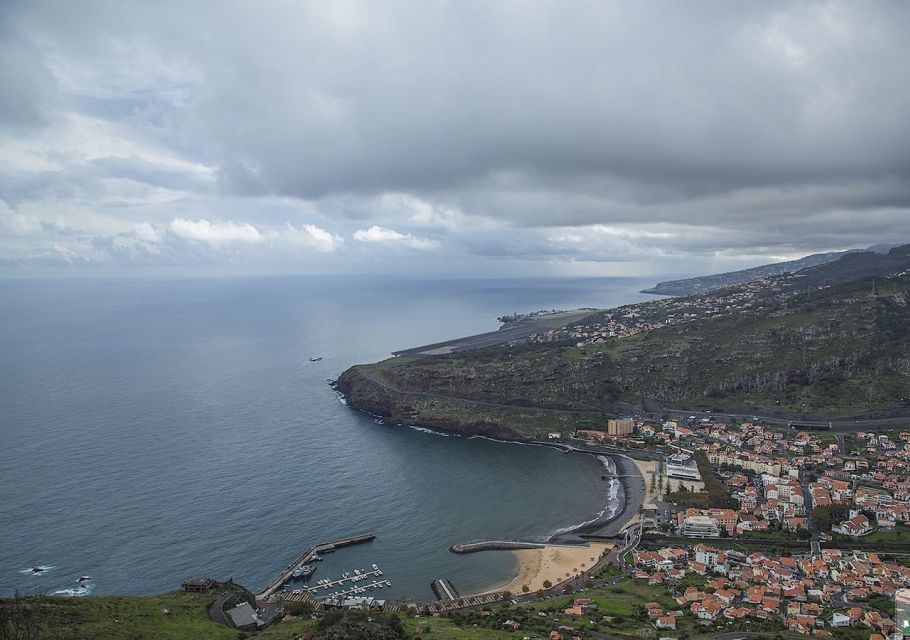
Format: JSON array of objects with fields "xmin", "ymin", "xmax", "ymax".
[
  {"xmin": 431, "ymin": 578, "xmax": 459, "ymax": 601},
  {"xmin": 449, "ymin": 540, "xmax": 547, "ymax": 554},
  {"xmin": 257, "ymin": 533, "xmax": 376, "ymax": 601},
  {"xmin": 302, "ymin": 568, "xmax": 390, "ymax": 600}
]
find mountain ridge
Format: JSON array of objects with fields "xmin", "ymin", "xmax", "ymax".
[{"xmin": 641, "ymin": 244, "xmax": 896, "ymax": 296}]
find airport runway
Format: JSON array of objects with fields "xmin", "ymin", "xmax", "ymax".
[{"xmin": 392, "ymin": 309, "xmax": 599, "ymax": 357}]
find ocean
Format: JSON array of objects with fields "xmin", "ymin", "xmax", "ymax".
[{"xmin": 0, "ymin": 275, "xmax": 658, "ymax": 601}]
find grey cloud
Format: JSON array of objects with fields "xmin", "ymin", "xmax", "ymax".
[{"xmin": 1, "ymin": 1, "xmax": 909, "ymax": 273}]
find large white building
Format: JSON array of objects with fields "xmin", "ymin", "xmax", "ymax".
[
  {"xmin": 666, "ymin": 453, "xmax": 701, "ymax": 480},
  {"xmin": 680, "ymin": 515, "xmax": 721, "ymax": 538}
]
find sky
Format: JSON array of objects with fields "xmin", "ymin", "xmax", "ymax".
[{"xmin": 1, "ymin": 0, "xmax": 908, "ymax": 278}]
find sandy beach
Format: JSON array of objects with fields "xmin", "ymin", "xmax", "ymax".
[{"xmin": 494, "ymin": 542, "xmax": 611, "ymax": 593}]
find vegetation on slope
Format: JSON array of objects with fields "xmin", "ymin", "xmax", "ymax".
[{"xmin": 337, "ymin": 254, "xmax": 910, "ymax": 438}]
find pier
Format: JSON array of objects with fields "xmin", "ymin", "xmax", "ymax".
[
  {"xmin": 431, "ymin": 578, "xmax": 460, "ymax": 601},
  {"xmin": 257, "ymin": 533, "xmax": 376, "ymax": 601},
  {"xmin": 449, "ymin": 540, "xmax": 548, "ymax": 554}
]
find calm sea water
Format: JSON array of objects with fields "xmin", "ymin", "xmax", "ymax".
[{"xmin": 0, "ymin": 275, "xmax": 657, "ymax": 601}]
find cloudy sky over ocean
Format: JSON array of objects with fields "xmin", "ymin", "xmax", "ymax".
[{"xmin": 1, "ymin": 1, "xmax": 908, "ymax": 276}]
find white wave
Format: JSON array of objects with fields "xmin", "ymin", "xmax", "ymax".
[
  {"xmin": 546, "ymin": 496, "xmax": 615, "ymax": 539},
  {"xmin": 406, "ymin": 425, "xmax": 454, "ymax": 437},
  {"xmin": 335, "ymin": 392, "xmax": 348, "ymax": 406},
  {"xmin": 19, "ymin": 565, "xmax": 54, "ymax": 576},
  {"xmin": 52, "ymin": 584, "xmax": 93, "ymax": 596},
  {"xmin": 467, "ymin": 435, "xmax": 547, "ymax": 448},
  {"xmin": 545, "ymin": 455, "xmax": 623, "ymax": 539}
]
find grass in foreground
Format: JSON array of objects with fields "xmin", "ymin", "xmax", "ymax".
[{"xmin": 0, "ymin": 591, "xmax": 324, "ymax": 640}]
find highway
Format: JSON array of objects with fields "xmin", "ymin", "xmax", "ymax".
[{"xmin": 652, "ymin": 406, "xmax": 910, "ymax": 433}]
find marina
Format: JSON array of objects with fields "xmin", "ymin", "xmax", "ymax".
[
  {"xmin": 297, "ymin": 569, "xmax": 392, "ymax": 600},
  {"xmin": 257, "ymin": 533, "xmax": 376, "ymax": 601}
]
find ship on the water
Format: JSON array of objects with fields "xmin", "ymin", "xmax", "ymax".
[{"xmin": 291, "ymin": 564, "xmax": 316, "ymax": 579}]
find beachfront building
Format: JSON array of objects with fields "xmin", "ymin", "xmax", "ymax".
[
  {"xmin": 608, "ymin": 418, "xmax": 635, "ymax": 436},
  {"xmin": 666, "ymin": 453, "xmax": 701, "ymax": 480}
]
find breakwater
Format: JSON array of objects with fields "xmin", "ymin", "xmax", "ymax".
[
  {"xmin": 258, "ymin": 533, "xmax": 376, "ymax": 600},
  {"xmin": 450, "ymin": 540, "xmax": 556, "ymax": 554}
]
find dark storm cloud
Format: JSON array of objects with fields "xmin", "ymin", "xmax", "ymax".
[{"xmin": 1, "ymin": 0, "xmax": 909, "ymax": 271}]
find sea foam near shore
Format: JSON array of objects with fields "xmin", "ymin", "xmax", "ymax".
[{"xmin": 546, "ymin": 455, "xmax": 621, "ymax": 539}]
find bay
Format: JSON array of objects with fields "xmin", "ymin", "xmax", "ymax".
[{"xmin": 0, "ymin": 275, "xmax": 657, "ymax": 601}]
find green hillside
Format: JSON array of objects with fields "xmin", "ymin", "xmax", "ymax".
[{"xmin": 337, "ymin": 250, "xmax": 910, "ymax": 438}]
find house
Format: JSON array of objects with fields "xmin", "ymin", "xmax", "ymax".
[
  {"xmin": 724, "ymin": 608, "xmax": 751, "ymax": 620},
  {"xmin": 834, "ymin": 514, "xmax": 873, "ymax": 537},
  {"xmin": 503, "ymin": 620, "xmax": 521, "ymax": 630},
  {"xmin": 656, "ymin": 615, "xmax": 677, "ymax": 629},
  {"xmin": 692, "ymin": 600, "xmax": 723, "ymax": 620},
  {"xmin": 829, "ymin": 613, "xmax": 851, "ymax": 627}
]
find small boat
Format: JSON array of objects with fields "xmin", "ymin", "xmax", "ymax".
[
  {"xmin": 292, "ymin": 564, "xmax": 316, "ymax": 579},
  {"xmin": 372, "ymin": 564, "xmax": 379, "ymax": 571},
  {"xmin": 30, "ymin": 567, "xmax": 46, "ymax": 575},
  {"xmin": 309, "ymin": 356, "xmax": 323, "ymax": 362},
  {"xmin": 354, "ymin": 569, "xmax": 361, "ymax": 576},
  {"xmin": 77, "ymin": 576, "xmax": 91, "ymax": 582}
]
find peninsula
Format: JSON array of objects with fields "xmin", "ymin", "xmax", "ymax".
[{"xmin": 335, "ymin": 245, "xmax": 910, "ymax": 439}]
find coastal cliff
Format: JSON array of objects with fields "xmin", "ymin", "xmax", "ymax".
[
  {"xmin": 334, "ymin": 364, "xmax": 606, "ymax": 439},
  {"xmin": 336, "ymin": 247, "xmax": 910, "ymax": 434}
]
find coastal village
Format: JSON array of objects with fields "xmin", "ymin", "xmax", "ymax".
[
  {"xmin": 569, "ymin": 415, "xmax": 910, "ymax": 640},
  {"xmin": 514, "ymin": 272, "xmax": 793, "ymax": 346},
  {"xmin": 140, "ymin": 416, "xmax": 910, "ymax": 640}
]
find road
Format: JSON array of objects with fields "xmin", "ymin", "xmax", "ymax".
[{"xmin": 654, "ymin": 407, "xmax": 910, "ymax": 433}]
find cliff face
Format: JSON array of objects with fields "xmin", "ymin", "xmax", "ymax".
[
  {"xmin": 334, "ymin": 366, "xmax": 535, "ymax": 440},
  {"xmin": 335, "ymin": 265, "xmax": 910, "ymax": 429}
]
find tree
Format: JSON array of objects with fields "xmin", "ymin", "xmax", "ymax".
[
  {"xmin": 315, "ymin": 610, "xmax": 404, "ymax": 640},
  {"xmin": 284, "ymin": 600, "xmax": 314, "ymax": 617},
  {"xmin": 542, "ymin": 580, "xmax": 552, "ymax": 589},
  {"xmin": 502, "ymin": 590, "xmax": 512, "ymax": 599},
  {"xmin": 812, "ymin": 504, "xmax": 850, "ymax": 531},
  {"xmin": 521, "ymin": 585, "xmax": 529, "ymax": 593}
]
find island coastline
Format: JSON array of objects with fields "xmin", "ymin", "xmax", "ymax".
[{"xmin": 336, "ymin": 403, "xmax": 646, "ymax": 599}]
